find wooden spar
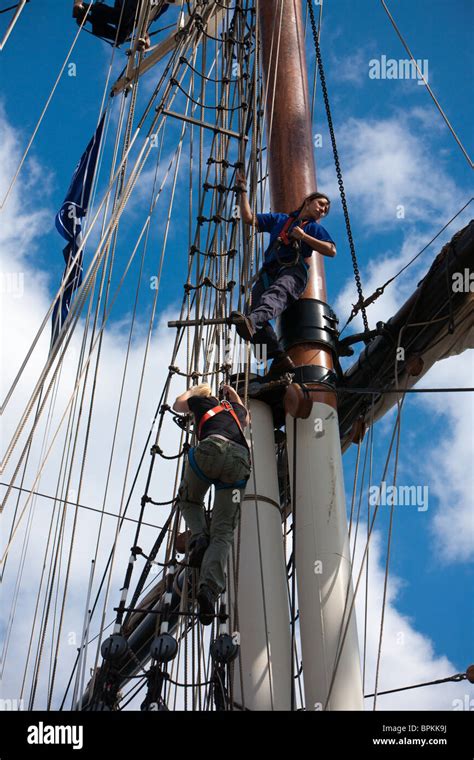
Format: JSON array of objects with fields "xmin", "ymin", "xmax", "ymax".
[
  {"xmin": 258, "ymin": 0, "xmax": 327, "ymax": 305},
  {"xmin": 339, "ymin": 221, "xmax": 474, "ymax": 450},
  {"xmin": 258, "ymin": 0, "xmax": 336, "ymax": 411},
  {"xmin": 258, "ymin": 0, "xmax": 363, "ymax": 709}
]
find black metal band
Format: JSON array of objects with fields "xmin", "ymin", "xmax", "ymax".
[
  {"xmin": 279, "ymin": 298, "xmax": 339, "ymax": 354},
  {"xmin": 291, "ymin": 365, "xmax": 338, "ymax": 388}
]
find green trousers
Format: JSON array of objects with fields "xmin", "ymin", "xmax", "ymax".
[{"xmin": 178, "ymin": 435, "xmax": 251, "ymax": 596}]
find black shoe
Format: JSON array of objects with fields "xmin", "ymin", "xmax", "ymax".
[
  {"xmin": 263, "ymin": 353, "xmax": 295, "ymax": 381},
  {"xmin": 228, "ymin": 311, "xmax": 255, "ymax": 341},
  {"xmin": 188, "ymin": 535, "xmax": 209, "ymax": 568},
  {"xmin": 197, "ymin": 584, "xmax": 216, "ymax": 626}
]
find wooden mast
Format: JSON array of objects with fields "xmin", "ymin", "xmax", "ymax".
[{"xmin": 258, "ymin": 0, "xmax": 363, "ymax": 709}]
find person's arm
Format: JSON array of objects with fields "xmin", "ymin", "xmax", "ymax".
[
  {"xmin": 289, "ymin": 226, "xmax": 336, "ymax": 258},
  {"xmin": 172, "ymin": 389, "xmax": 194, "ymax": 413},
  {"xmin": 235, "ymin": 171, "xmax": 259, "ymax": 228},
  {"xmin": 222, "ymin": 384, "xmax": 250, "ymax": 427}
]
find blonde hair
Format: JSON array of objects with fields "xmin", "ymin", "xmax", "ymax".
[{"xmin": 189, "ymin": 382, "xmax": 213, "ymax": 398}]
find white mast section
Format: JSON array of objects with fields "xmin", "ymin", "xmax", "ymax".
[
  {"xmin": 230, "ymin": 400, "xmax": 292, "ymax": 710},
  {"xmin": 287, "ymin": 409, "xmax": 363, "ymax": 710}
]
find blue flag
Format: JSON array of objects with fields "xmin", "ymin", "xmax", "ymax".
[{"xmin": 51, "ymin": 114, "xmax": 105, "ymax": 346}]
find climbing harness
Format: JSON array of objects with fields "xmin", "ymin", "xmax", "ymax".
[
  {"xmin": 197, "ymin": 399, "xmax": 245, "ymax": 441},
  {"xmin": 267, "ymin": 213, "xmax": 309, "ymax": 266},
  {"xmin": 258, "ymin": 214, "xmax": 311, "ymax": 289},
  {"xmin": 185, "ymin": 400, "xmax": 250, "ymax": 490}
]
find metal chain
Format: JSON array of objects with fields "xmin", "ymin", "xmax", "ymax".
[{"xmin": 307, "ymin": 0, "xmax": 370, "ymax": 335}]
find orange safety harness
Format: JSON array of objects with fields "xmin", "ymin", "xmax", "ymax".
[
  {"xmin": 278, "ymin": 213, "xmax": 304, "ymax": 245},
  {"xmin": 270, "ymin": 214, "xmax": 310, "ymax": 268},
  {"xmin": 189, "ymin": 400, "xmax": 249, "ymax": 490},
  {"xmin": 197, "ymin": 400, "xmax": 246, "ymax": 443}
]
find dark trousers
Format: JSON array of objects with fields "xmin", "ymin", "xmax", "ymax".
[
  {"xmin": 89, "ymin": 0, "xmax": 138, "ymax": 44},
  {"xmin": 178, "ymin": 437, "xmax": 251, "ymax": 596},
  {"xmin": 246, "ymin": 264, "xmax": 307, "ymax": 359}
]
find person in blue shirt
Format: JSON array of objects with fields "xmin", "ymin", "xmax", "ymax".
[{"xmin": 229, "ymin": 170, "xmax": 336, "ymax": 380}]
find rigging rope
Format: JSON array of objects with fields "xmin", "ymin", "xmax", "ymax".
[
  {"xmin": 372, "ymin": 378, "xmax": 406, "ymax": 710},
  {"xmin": 340, "ymin": 197, "xmax": 473, "ymax": 332},
  {"xmin": 380, "ymin": 0, "xmax": 473, "ymax": 169},
  {"xmin": 324, "ymin": 391, "xmax": 407, "ymax": 709},
  {"xmin": 365, "ymin": 670, "xmax": 470, "ymax": 699},
  {"xmin": 0, "ymin": 2, "xmax": 25, "ymax": 13},
  {"xmin": 53, "ymin": 0, "xmax": 262, "ymax": 712},
  {"xmin": 307, "ymin": 0, "xmax": 370, "ymax": 336},
  {"xmin": 0, "ymin": 8, "xmax": 90, "ymax": 209}
]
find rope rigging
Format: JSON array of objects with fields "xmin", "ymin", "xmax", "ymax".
[
  {"xmin": 0, "ymin": 0, "xmax": 27, "ymax": 14},
  {"xmin": 307, "ymin": 0, "xmax": 370, "ymax": 337},
  {"xmin": 380, "ymin": 0, "xmax": 473, "ymax": 169},
  {"xmin": 1, "ymin": 0, "xmax": 470, "ymax": 715},
  {"xmin": 339, "ymin": 197, "xmax": 474, "ymax": 333},
  {"xmin": 48, "ymin": 0, "xmax": 262, "ymax": 712}
]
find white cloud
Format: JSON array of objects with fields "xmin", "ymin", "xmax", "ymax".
[
  {"xmin": 0, "ymin": 104, "xmax": 52, "ymax": 269},
  {"xmin": 319, "ymin": 111, "xmax": 464, "ymax": 231},
  {"xmin": 334, "ymin": 228, "xmax": 432, "ymax": 333},
  {"xmin": 329, "ymin": 47, "xmax": 373, "ymax": 87},
  {"xmin": 324, "ymin": 110, "xmax": 470, "ymax": 337},
  {"xmin": 331, "ymin": 114, "xmax": 473, "ymax": 567},
  {"xmin": 0, "ymin": 107, "xmax": 184, "ymax": 708},
  {"xmin": 416, "ymin": 352, "xmax": 474, "ymax": 563},
  {"xmin": 352, "ymin": 527, "xmax": 472, "ymax": 709}
]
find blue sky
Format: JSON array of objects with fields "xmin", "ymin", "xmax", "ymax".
[
  {"xmin": 1, "ymin": 0, "xmax": 473, "ymax": 709},
  {"xmin": 1, "ymin": 0, "xmax": 473, "ymax": 314}
]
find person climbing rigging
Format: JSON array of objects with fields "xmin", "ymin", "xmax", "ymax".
[
  {"xmin": 73, "ymin": 0, "xmax": 170, "ymax": 48},
  {"xmin": 173, "ymin": 382, "xmax": 251, "ymax": 625},
  {"xmin": 229, "ymin": 168, "xmax": 336, "ymax": 381}
]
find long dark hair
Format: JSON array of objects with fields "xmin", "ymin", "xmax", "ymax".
[{"xmin": 296, "ymin": 191, "xmax": 331, "ymax": 217}]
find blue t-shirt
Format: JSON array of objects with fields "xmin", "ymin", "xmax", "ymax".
[{"xmin": 256, "ymin": 212, "xmax": 335, "ymax": 266}]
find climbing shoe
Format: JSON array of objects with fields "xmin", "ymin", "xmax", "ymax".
[
  {"xmin": 228, "ymin": 311, "xmax": 255, "ymax": 341},
  {"xmin": 188, "ymin": 535, "xmax": 209, "ymax": 568},
  {"xmin": 197, "ymin": 584, "xmax": 216, "ymax": 626},
  {"xmin": 263, "ymin": 353, "xmax": 295, "ymax": 381}
]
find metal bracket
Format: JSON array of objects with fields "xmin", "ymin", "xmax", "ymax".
[{"xmin": 280, "ymin": 298, "xmax": 339, "ymax": 355}]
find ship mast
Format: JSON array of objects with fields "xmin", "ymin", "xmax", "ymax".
[
  {"xmin": 73, "ymin": 0, "xmax": 364, "ymax": 711},
  {"xmin": 257, "ymin": 0, "xmax": 363, "ymax": 709}
]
